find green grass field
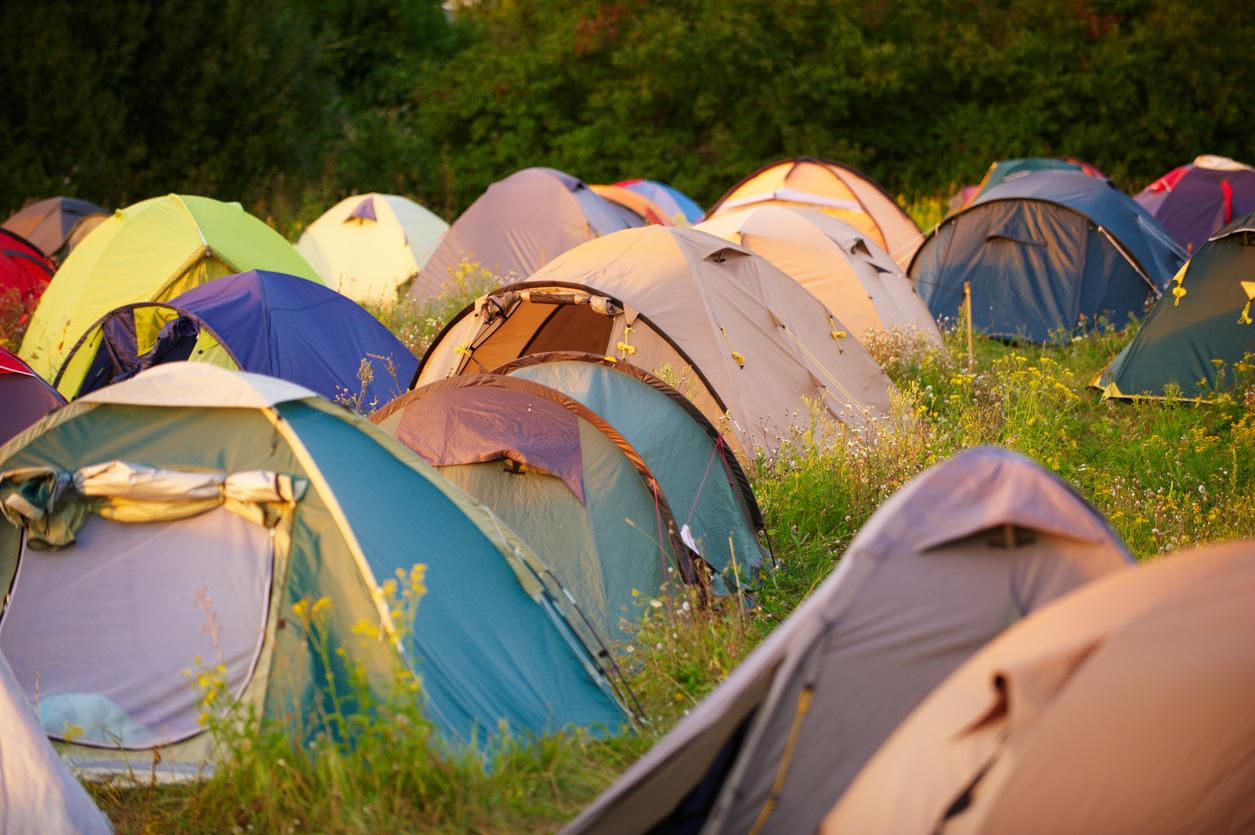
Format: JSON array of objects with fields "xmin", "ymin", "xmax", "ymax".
[{"xmin": 86, "ymin": 292, "xmax": 1255, "ymax": 832}]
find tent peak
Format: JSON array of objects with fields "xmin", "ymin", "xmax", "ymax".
[{"xmin": 79, "ymin": 363, "xmax": 315, "ymax": 409}]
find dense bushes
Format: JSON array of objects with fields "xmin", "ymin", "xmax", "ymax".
[{"xmin": 2, "ymin": 0, "xmax": 1251, "ymax": 223}]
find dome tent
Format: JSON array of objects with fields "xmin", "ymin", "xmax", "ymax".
[
  {"xmin": 827, "ymin": 539, "xmax": 1255, "ymax": 835},
  {"xmin": 54, "ymin": 270, "xmax": 417, "ymax": 407},
  {"xmin": 0, "ymin": 346, "xmax": 64, "ymax": 446},
  {"xmin": 560, "ymin": 447, "xmax": 1131, "ymax": 835},
  {"xmin": 589, "ymin": 184, "xmax": 675, "ymax": 226},
  {"xmin": 696, "ymin": 206, "xmax": 941, "ymax": 346},
  {"xmin": 496, "ymin": 352, "xmax": 767, "ymax": 592},
  {"xmin": 615, "ymin": 179, "xmax": 705, "ymax": 225},
  {"xmin": 911, "ymin": 170, "xmax": 1186, "ymax": 343},
  {"xmin": 965, "ymin": 157, "xmax": 1105, "ymax": 205},
  {"xmin": 707, "ymin": 158, "xmax": 922, "ymax": 265},
  {"xmin": 0, "ymin": 227, "xmax": 54, "ymax": 312},
  {"xmin": 373, "ymin": 374, "xmax": 696, "ymax": 643},
  {"xmin": 3, "ymin": 197, "xmax": 109, "ymax": 263},
  {"xmin": 416, "ymin": 226, "xmax": 895, "ymax": 453},
  {"xmin": 296, "ymin": 193, "xmax": 449, "ymax": 303},
  {"xmin": 0, "ymin": 364, "xmax": 628, "ymax": 778},
  {"xmin": 416, "ymin": 167, "xmax": 644, "ymax": 301},
  {"xmin": 1135, "ymin": 155, "xmax": 1255, "ymax": 254},
  {"xmin": 0, "ymin": 650, "xmax": 111, "ymax": 834},
  {"xmin": 1095, "ymin": 212, "xmax": 1255, "ymax": 400},
  {"xmin": 18, "ymin": 194, "xmax": 320, "ymax": 381}
]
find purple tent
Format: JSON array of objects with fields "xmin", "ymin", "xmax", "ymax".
[{"xmin": 1135, "ymin": 155, "xmax": 1255, "ymax": 254}]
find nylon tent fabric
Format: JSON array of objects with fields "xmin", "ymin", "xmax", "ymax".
[
  {"xmin": 969, "ymin": 158, "xmax": 1105, "ymax": 203},
  {"xmin": 3, "ymin": 197, "xmax": 109, "ymax": 263},
  {"xmin": 296, "ymin": 193, "xmax": 449, "ymax": 303},
  {"xmin": 826, "ymin": 538, "xmax": 1255, "ymax": 835},
  {"xmin": 1094, "ymin": 213, "xmax": 1255, "ymax": 400},
  {"xmin": 559, "ymin": 446, "xmax": 1131, "ymax": 835},
  {"xmin": 54, "ymin": 270, "xmax": 417, "ymax": 408},
  {"xmin": 17, "ymin": 194, "xmax": 321, "ymax": 381},
  {"xmin": 1135, "ymin": 155, "xmax": 1255, "ymax": 254},
  {"xmin": 589, "ymin": 184, "xmax": 675, "ymax": 226},
  {"xmin": 415, "ymin": 168, "xmax": 644, "ymax": 302},
  {"xmin": 615, "ymin": 179, "xmax": 705, "ymax": 225},
  {"xmin": 495, "ymin": 352, "xmax": 767, "ymax": 593},
  {"xmin": 416, "ymin": 226, "xmax": 895, "ymax": 453},
  {"xmin": 372, "ymin": 373, "xmax": 694, "ymax": 644},
  {"xmin": 696, "ymin": 206, "xmax": 942, "ymax": 347},
  {"xmin": 0, "ymin": 364, "xmax": 627, "ymax": 777},
  {"xmin": 0, "ymin": 346, "xmax": 64, "ymax": 446},
  {"xmin": 0, "ymin": 650, "xmax": 113, "ymax": 834},
  {"xmin": 706, "ymin": 158, "xmax": 922, "ymax": 266},
  {"xmin": 0, "ymin": 227, "xmax": 55, "ymax": 313},
  {"xmin": 911, "ymin": 170, "xmax": 1186, "ymax": 343}
]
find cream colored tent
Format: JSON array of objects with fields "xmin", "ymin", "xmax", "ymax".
[
  {"xmin": 697, "ymin": 206, "xmax": 941, "ymax": 346},
  {"xmin": 0, "ymin": 650, "xmax": 112, "ymax": 834},
  {"xmin": 560, "ymin": 447, "xmax": 1131, "ymax": 835},
  {"xmin": 416, "ymin": 226, "xmax": 895, "ymax": 452},
  {"xmin": 296, "ymin": 193, "xmax": 449, "ymax": 303},
  {"xmin": 707, "ymin": 158, "xmax": 923, "ymax": 265},
  {"xmin": 827, "ymin": 538, "xmax": 1255, "ymax": 835}
]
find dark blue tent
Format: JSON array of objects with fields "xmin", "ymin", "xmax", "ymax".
[
  {"xmin": 56, "ymin": 270, "xmax": 417, "ymax": 410},
  {"xmin": 911, "ymin": 171, "xmax": 1186, "ymax": 342}
]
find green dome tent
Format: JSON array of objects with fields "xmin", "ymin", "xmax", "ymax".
[
  {"xmin": 494, "ymin": 352, "xmax": 768, "ymax": 592},
  {"xmin": 0, "ymin": 364, "xmax": 628, "ymax": 778},
  {"xmin": 1096, "ymin": 212, "xmax": 1255, "ymax": 400},
  {"xmin": 372, "ymin": 374, "xmax": 697, "ymax": 644}
]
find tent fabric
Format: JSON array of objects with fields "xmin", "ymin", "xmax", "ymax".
[
  {"xmin": 54, "ymin": 270, "xmax": 417, "ymax": 408},
  {"xmin": 3, "ymin": 197, "xmax": 109, "ymax": 262},
  {"xmin": 826, "ymin": 538, "xmax": 1255, "ymax": 835},
  {"xmin": 0, "ymin": 650, "xmax": 112, "ymax": 834},
  {"xmin": 495, "ymin": 352, "xmax": 767, "ymax": 591},
  {"xmin": 372, "ymin": 373, "xmax": 695, "ymax": 643},
  {"xmin": 415, "ymin": 168, "xmax": 644, "ymax": 301},
  {"xmin": 911, "ymin": 170, "xmax": 1186, "ymax": 343},
  {"xmin": 706, "ymin": 158, "xmax": 922, "ymax": 266},
  {"xmin": 1095, "ymin": 212, "xmax": 1255, "ymax": 400},
  {"xmin": 0, "ymin": 227, "xmax": 55, "ymax": 309},
  {"xmin": 17, "ymin": 194, "xmax": 321, "ymax": 381},
  {"xmin": 696, "ymin": 206, "xmax": 942, "ymax": 346},
  {"xmin": 417, "ymin": 226, "xmax": 895, "ymax": 453},
  {"xmin": 615, "ymin": 179, "xmax": 705, "ymax": 225},
  {"xmin": 0, "ymin": 364, "xmax": 628, "ymax": 777},
  {"xmin": 296, "ymin": 193, "xmax": 450, "ymax": 303},
  {"xmin": 560, "ymin": 447, "xmax": 1131, "ymax": 835},
  {"xmin": 0, "ymin": 346, "xmax": 64, "ymax": 447},
  {"xmin": 589, "ymin": 185, "xmax": 674, "ymax": 226},
  {"xmin": 1135, "ymin": 155, "xmax": 1255, "ymax": 254}
]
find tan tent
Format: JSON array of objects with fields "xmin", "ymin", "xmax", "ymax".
[
  {"xmin": 827, "ymin": 538, "xmax": 1255, "ymax": 835},
  {"xmin": 696, "ymin": 206, "xmax": 941, "ymax": 346},
  {"xmin": 560, "ymin": 447, "xmax": 1132, "ymax": 835},
  {"xmin": 0, "ymin": 650, "xmax": 112, "ymax": 834},
  {"xmin": 589, "ymin": 185, "xmax": 675, "ymax": 226},
  {"xmin": 706, "ymin": 158, "xmax": 923, "ymax": 265},
  {"xmin": 416, "ymin": 226, "xmax": 895, "ymax": 452}
]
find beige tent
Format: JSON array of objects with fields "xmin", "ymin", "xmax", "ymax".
[
  {"xmin": 416, "ymin": 226, "xmax": 895, "ymax": 452},
  {"xmin": 827, "ymin": 538, "xmax": 1255, "ymax": 835},
  {"xmin": 296, "ymin": 193, "xmax": 449, "ymax": 303},
  {"xmin": 696, "ymin": 206, "xmax": 941, "ymax": 346},
  {"xmin": 0, "ymin": 650, "xmax": 112, "ymax": 834},
  {"xmin": 707, "ymin": 158, "xmax": 923, "ymax": 265},
  {"xmin": 560, "ymin": 447, "xmax": 1132, "ymax": 835}
]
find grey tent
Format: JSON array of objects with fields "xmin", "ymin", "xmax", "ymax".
[
  {"xmin": 827, "ymin": 538, "xmax": 1255, "ymax": 835},
  {"xmin": 561, "ymin": 446, "xmax": 1131, "ymax": 835},
  {"xmin": 2, "ymin": 197, "xmax": 108, "ymax": 263},
  {"xmin": 414, "ymin": 167, "xmax": 644, "ymax": 301},
  {"xmin": 0, "ymin": 650, "xmax": 112, "ymax": 834}
]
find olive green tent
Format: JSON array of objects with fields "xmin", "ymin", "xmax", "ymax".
[
  {"xmin": 1096, "ymin": 212, "xmax": 1255, "ymax": 400},
  {"xmin": 0, "ymin": 364, "xmax": 628, "ymax": 778}
]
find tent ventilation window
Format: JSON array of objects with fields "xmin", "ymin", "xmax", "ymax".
[{"xmin": 985, "ymin": 524, "xmax": 1037, "ymax": 549}]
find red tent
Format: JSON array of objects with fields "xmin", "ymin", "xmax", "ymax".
[
  {"xmin": 0, "ymin": 228, "xmax": 54, "ymax": 308},
  {"xmin": 0, "ymin": 346, "xmax": 64, "ymax": 445}
]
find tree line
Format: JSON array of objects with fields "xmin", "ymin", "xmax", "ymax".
[{"xmin": 2, "ymin": 0, "xmax": 1250, "ymax": 226}]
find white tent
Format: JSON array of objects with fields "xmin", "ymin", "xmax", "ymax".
[{"xmin": 297, "ymin": 193, "xmax": 449, "ymax": 303}]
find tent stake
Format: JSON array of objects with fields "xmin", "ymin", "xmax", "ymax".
[{"xmin": 964, "ymin": 281, "xmax": 975, "ymax": 369}]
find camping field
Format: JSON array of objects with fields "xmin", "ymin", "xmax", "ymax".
[{"xmin": 85, "ymin": 247, "xmax": 1255, "ymax": 833}]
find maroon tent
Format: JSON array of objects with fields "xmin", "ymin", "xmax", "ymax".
[{"xmin": 0, "ymin": 346, "xmax": 64, "ymax": 445}]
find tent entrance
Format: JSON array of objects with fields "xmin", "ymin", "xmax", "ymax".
[{"xmin": 0, "ymin": 508, "xmax": 273, "ymax": 749}]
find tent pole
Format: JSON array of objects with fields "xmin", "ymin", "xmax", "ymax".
[{"xmin": 963, "ymin": 281, "xmax": 974, "ymax": 368}]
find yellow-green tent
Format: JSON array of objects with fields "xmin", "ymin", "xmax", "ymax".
[{"xmin": 19, "ymin": 194, "xmax": 320, "ymax": 380}]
